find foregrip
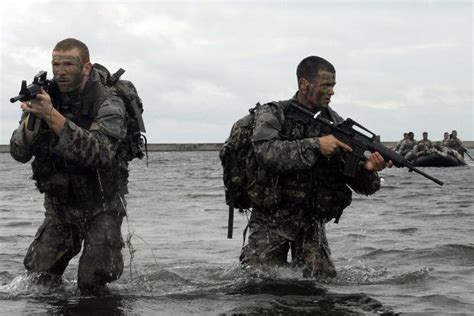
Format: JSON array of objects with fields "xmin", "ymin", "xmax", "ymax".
[{"xmin": 27, "ymin": 114, "xmax": 37, "ymax": 131}]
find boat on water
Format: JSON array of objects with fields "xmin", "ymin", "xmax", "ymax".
[{"xmin": 412, "ymin": 152, "xmax": 466, "ymax": 167}]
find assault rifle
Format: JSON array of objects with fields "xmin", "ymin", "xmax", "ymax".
[
  {"xmin": 290, "ymin": 103, "xmax": 444, "ymax": 186},
  {"xmin": 10, "ymin": 71, "xmax": 51, "ymax": 131}
]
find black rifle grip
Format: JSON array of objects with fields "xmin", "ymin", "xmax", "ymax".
[{"xmin": 27, "ymin": 114, "xmax": 37, "ymax": 131}]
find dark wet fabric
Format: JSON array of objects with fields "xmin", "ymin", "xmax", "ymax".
[
  {"xmin": 240, "ymin": 208, "xmax": 336, "ymax": 278},
  {"xmin": 23, "ymin": 194, "xmax": 125, "ymax": 292}
]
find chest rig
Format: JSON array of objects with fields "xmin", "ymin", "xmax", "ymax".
[
  {"xmin": 29, "ymin": 80, "xmax": 119, "ymax": 208},
  {"xmin": 279, "ymin": 102, "xmax": 352, "ymax": 222}
]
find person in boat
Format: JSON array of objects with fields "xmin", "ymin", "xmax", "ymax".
[
  {"xmin": 418, "ymin": 132, "xmax": 433, "ymax": 149},
  {"xmin": 447, "ymin": 130, "xmax": 467, "ymax": 159},
  {"xmin": 395, "ymin": 132, "xmax": 408, "ymax": 152},
  {"xmin": 432, "ymin": 142, "xmax": 464, "ymax": 163},
  {"xmin": 441, "ymin": 132, "xmax": 450, "ymax": 147},
  {"xmin": 398, "ymin": 132, "xmax": 416, "ymax": 158},
  {"xmin": 413, "ymin": 142, "xmax": 431, "ymax": 158}
]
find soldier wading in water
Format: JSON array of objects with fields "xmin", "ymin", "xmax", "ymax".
[
  {"xmin": 239, "ymin": 56, "xmax": 391, "ymax": 278},
  {"xmin": 10, "ymin": 38, "xmax": 138, "ymax": 295}
]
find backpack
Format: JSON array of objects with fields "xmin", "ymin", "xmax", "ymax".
[
  {"xmin": 219, "ymin": 104, "xmax": 260, "ymax": 212},
  {"xmin": 220, "ymin": 104, "xmax": 262, "ymax": 239},
  {"xmin": 221, "ymin": 102, "xmax": 290, "ymax": 238},
  {"xmin": 220, "ymin": 100, "xmax": 291, "ymax": 215},
  {"xmin": 93, "ymin": 63, "xmax": 147, "ymax": 164}
]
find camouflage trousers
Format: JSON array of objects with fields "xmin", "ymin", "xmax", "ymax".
[
  {"xmin": 24, "ymin": 194, "xmax": 125, "ymax": 294},
  {"xmin": 240, "ymin": 208, "xmax": 336, "ymax": 278}
]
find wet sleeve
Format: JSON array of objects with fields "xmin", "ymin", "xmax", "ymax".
[
  {"xmin": 54, "ymin": 93, "xmax": 126, "ymax": 168},
  {"xmin": 251, "ymin": 105, "xmax": 321, "ymax": 174},
  {"xmin": 346, "ymin": 165, "xmax": 381, "ymax": 195},
  {"xmin": 9, "ymin": 114, "xmax": 33, "ymax": 163}
]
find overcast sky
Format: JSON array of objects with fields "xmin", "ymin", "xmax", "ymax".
[{"xmin": 1, "ymin": 0, "xmax": 472, "ymax": 144}]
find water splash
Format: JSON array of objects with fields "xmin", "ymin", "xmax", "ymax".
[{"xmin": 0, "ymin": 274, "xmax": 77, "ymax": 299}]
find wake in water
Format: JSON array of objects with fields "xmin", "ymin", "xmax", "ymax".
[
  {"xmin": 334, "ymin": 265, "xmax": 434, "ymax": 285},
  {"xmin": 1, "ymin": 262, "xmax": 402, "ymax": 314}
]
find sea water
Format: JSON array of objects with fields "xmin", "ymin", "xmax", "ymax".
[{"xmin": 0, "ymin": 151, "xmax": 473, "ymax": 315}]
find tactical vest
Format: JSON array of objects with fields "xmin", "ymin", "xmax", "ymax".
[
  {"xmin": 30, "ymin": 74, "xmax": 128, "ymax": 209},
  {"xmin": 275, "ymin": 102, "xmax": 352, "ymax": 222}
]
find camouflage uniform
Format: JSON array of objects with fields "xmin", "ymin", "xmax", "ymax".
[
  {"xmin": 413, "ymin": 142, "xmax": 431, "ymax": 158},
  {"xmin": 10, "ymin": 67, "xmax": 128, "ymax": 294},
  {"xmin": 398, "ymin": 138, "xmax": 417, "ymax": 157},
  {"xmin": 437, "ymin": 146, "xmax": 464, "ymax": 163},
  {"xmin": 240, "ymin": 96, "xmax": 380, "ymax": 278},
  {"xmin": 418, "ymin": 139, "xmax": 433, "ymax": 149},
  {"xmin": 447, "ymin": 137, "xmax": 466, "ymax": 158},
  {"xmin": 441, "ymin": 138, "xmax": 449, "ymax": 147},
  {"xmin": 394, "ymin": 138, "xmax": 405, "ymax": 152}
]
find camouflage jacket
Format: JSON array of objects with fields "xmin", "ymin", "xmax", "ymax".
[
  {"xmin": 447, "ymin": 138, "xmax": 465, "ymax": 153},
  {"xmin": 398, "ymin": 139, "xmax": 417, "ymax": 156},
  {"xmin": 10, "ymin": 67, "xmax": 128, "ymax": 212},
  {"xmin": 441, "ymin": 147, "xmax": 464, "ymax": 162},
  {"xmin": 251, "ymin": 95, "xmax": 380, "ymax": 221},
  {"xmin": 418, "ymin": 139, "xmax": 433, "ymax": 149}
]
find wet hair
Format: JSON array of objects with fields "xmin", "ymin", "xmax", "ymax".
[
  {"xmin": 296, "ymin": 56, "xmax": 335, "ymax": 82},
  {"xmin": 53, "ymin": 38, "xmax": 90, "ymax": 63}
]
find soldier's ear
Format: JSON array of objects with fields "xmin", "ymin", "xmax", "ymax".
[
  {"xmin": 298, "ymin": 78, "xmax": 310, "ymax": 94},
  {"xmin": 83, "ymin": 62, "xmax": 93, "ymax": 76}
]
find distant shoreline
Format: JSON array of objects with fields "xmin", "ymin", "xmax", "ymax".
[{"xmin": 1, "ymin": 141, "xmax": 473, "ymax": 153}]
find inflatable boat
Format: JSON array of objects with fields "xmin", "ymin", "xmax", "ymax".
[{"xmin": 413, "ymin": 153, "xmax": 466, "ymax": 167}]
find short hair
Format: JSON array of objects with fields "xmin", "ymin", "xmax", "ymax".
[
  {"xmin": 53, "ymin": 38, "xmax": 90, "ymax": 63},
  {"xmin": 296, "ymin": 56, "xmax": 335, "ymax": 82}
]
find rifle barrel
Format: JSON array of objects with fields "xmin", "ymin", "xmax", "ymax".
[
  {"xmin": 10, "ymin": 95, "xmax": 23, "ymax": 103},
  {"xmin": 408, "ymin": 165, "xmax": 444, "ymax": 186}
]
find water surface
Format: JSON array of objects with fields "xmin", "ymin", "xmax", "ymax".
[{"xmin": 1, "ymin": 151, "xmax": 473, "ymax": 315}]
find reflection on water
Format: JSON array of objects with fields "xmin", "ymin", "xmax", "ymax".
[{"xmin": 46, "ymin": 296, "xmax": 128, "ymax": 315}]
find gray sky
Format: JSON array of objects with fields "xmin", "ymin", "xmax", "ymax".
[{"xmin": 1, "ymin": 0, "xmax": 472, "ymax": 144}]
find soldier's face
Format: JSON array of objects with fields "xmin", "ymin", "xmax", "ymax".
[
  {"xmin": 306, "ymin": 70, "xmax": 335, "ymax": 109},
  {"xmin": 52, "ymin": 48, "xmax": 88, "ymax": 93}
]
